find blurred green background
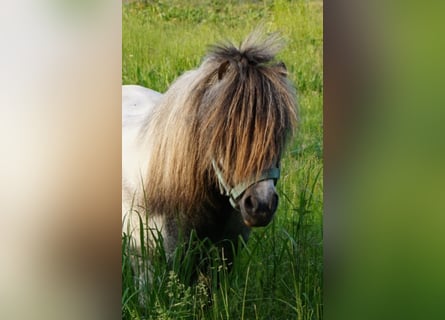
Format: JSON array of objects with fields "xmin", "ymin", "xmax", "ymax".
[{"xmin": 325, "ymin": 1, "xmax": 445, "ymax": 319}]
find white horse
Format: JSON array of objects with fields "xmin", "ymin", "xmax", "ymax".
[{"xmin": 122, "ymin": 32, "xmax": 297, "ymax": 280}]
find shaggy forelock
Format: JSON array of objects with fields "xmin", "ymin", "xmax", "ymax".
[{"xmin": 141, "ymin": 32, "xmax": 298, "ymax": 216}]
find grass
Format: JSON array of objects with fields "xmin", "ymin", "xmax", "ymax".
[{"xmin": 122, "ymin": 1, "xmax": 323, "ymax": 319}]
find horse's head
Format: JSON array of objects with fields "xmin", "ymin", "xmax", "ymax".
[{"xmin": 196, "ymin": 32, "xmax": 297, "ymax": 227}]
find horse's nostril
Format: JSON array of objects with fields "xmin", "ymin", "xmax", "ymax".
[
  {"xmin": 243, "ymin": 195, "xmax": 257, "ymax": 213},
  {"xmin": 269, "ymin": 193, "xmax": 278, "ymax": 212}
]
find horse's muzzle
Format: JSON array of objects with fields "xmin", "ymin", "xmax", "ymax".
[{"xmin": 239, "ymin": 180, "xmax": 278, "ymax": 227}]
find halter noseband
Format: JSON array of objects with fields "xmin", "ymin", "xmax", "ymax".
[{"xmin": 211, "ymin": 159, "xmax": 280, "ymax": 208}]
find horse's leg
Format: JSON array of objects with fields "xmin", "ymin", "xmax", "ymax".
[{"xmin": 123, "ymin": 210, "xmax": 168, "ymax": 303}]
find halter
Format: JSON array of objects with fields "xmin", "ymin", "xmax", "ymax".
[{"xmin": 211, "ymin": 159, "xmax": 280, "ymax": 208}]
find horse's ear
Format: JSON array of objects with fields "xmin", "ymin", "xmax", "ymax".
[
  {"xmin": 276, "ymin": 61, "xmax": 288, "ymax": 77},
  {"xmin": 218, "ymin": 60, "xmax": 230, "ymax": 80}
]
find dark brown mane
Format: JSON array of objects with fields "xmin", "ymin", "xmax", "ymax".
[{"xmin": 141, "ymin": 31, "xmax": 298, "ymax": 217}]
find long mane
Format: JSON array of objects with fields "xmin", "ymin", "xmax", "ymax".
[{"xmin": 140, "ymin": 31, "xmax": 298, "ymax": 217}]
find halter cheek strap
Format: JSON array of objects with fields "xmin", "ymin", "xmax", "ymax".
[{"xmin": 211, "ymin": 159, "xmax": 280, "ymax": 208}]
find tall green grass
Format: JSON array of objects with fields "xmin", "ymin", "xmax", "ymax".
[{"xmin": 122, "ymin": 1, "xmax": 322, "ymax": 319}]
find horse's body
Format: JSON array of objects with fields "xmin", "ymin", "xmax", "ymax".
[{"xmin": 122, "ymin": 32, "xmax": 297, "ymax": 276}]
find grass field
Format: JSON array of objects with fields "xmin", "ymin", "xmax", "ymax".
[{"xmin": 122, "ymin": 1, "xmax": 323, "ymax": 319}]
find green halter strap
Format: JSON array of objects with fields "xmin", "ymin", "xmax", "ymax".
[{"xmin": 211, "ymin": 159, "xmax": 280, "ymax": 208}]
